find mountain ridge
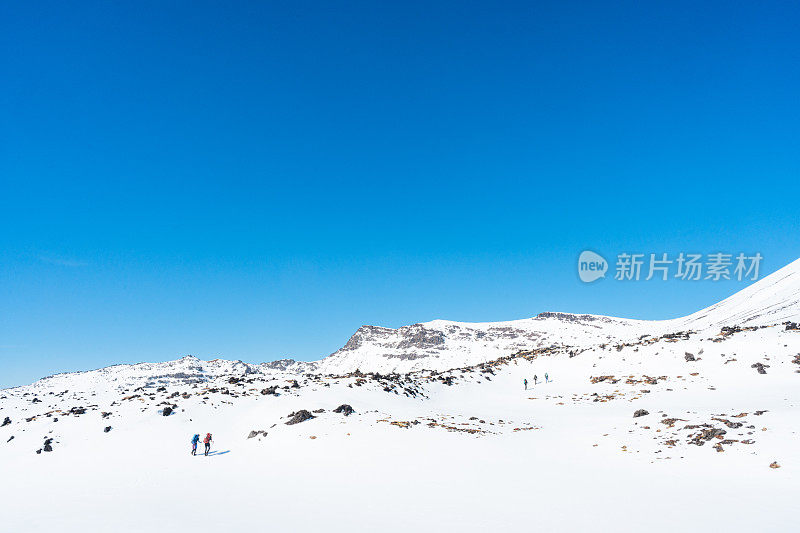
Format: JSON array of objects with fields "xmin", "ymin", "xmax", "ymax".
[{"xmin": 9, "ymin": 257, "xmax": 800, "ymax": 390}]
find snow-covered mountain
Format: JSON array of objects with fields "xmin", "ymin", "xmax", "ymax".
[
  {"xmin": 313, "ymin": 257, "xmax": 800, "ymax": 374},
  {"xmin": 15, "ymin": 258, "xmax": 800, "ymax": 389}
]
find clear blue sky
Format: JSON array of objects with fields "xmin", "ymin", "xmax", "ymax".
[{"xmin": 1, "ymin": 1, "xmax": 799, "ymax": 388}]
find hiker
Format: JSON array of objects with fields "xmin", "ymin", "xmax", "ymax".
[
  {"xmin": 191, "ymin": 434, "xmax": 200, "ymax": 456},
  {"xmin": 524, "ymin": 378, "xmax": 528, "ymax": 390},
  {"xmin": 534, "ymin": 374, "xmax": 538, "ymax": 385},
  {"xmin": 545, "ymin": 372, "xmax": 550, "ymax": 383},
  {"xmin": 203, "ymin": 433, "xmax": 213, "ymax": 456}
]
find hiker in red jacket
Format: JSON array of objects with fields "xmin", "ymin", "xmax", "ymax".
[{"xmin": 203, "ymin": 433, "xmax": 212, "ymax": 456}]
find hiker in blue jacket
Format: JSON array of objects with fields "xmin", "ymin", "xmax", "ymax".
[{"xmin": 191, "ymin": 434, "xmax": 200, "ymax": 456}]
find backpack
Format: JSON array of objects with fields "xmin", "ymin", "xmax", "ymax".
[{"xmin": 204, "ymin": 434, "xmax": 211, "ymax": 444}]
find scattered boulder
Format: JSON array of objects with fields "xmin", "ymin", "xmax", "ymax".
[
  {"xmin": 247, "ymin": 430, "xmax": 268, "ymax": 439},
  {"xmin": 104, "ymin": 426, "xmax": 112, "ymax": 433},
  {"xmin": 286, "ymin": 410, "xmax": 315, "ymax": 425},
  {"xmin": 312, "ymin": 409, "xmax": 325, "ymax": 414},
  {"xmin": 333, "ymin": 404, "xmax": 355, "ymax": 416},
  {"xmin": 690, "ymin": 427, "xmax": 726, "ymax": 446},
  {"xmin": 6, "ymin": 436, "xmax": 13, "ymax": 443},
  {"xmin": 43, "ymin": 438, "xmax": 53, "ymax": 452},
  {"xmin": 1, "ymin": 417, "xmax": 10, "ymax": 427},
  {"xmin": 684, "ymin": 353, "xmax": 696, "ymax": 362},
  {"xmin": 633, "ymin": 409, "xmax": 649, "ymax": 418},
  {"xmin": 261, "ymin": 386, "xmax": 278, "ymax": 396},
  {"xmin": 770, "ymin": 461, "xmax": 781, "ymax": 469},
  {"xmin": 751, "ymin": 363, "xmax": 769, "ymax": 374},
  {"xmin": 162, "ymin": 406, "xmax": 173, "ymax": 417}
]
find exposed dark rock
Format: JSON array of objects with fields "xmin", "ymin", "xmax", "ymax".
[
  {"xmin": 684, "ymin": 353, "xmax": 696, "ymax": 362},
  {"xmin": 104, "ymin": 426, "xmax": 112, "ymax": 433},
  {"xmin": 633, "ymin": 409, "xmax": 649, "ymax": 418},
  {"xmin": 286, "ymin": 410, "xmax": 315, "ymax": 425},
  {"xmin": 312, "ymin": 409, "xmax": 325, "ymax": 414},
  {"xmin": 1, "ymin": 417, "xmax": 10, "ymax": 427},
  {"xmin": 712, "ymin": 417, "xmax": 744, "ymax": 429},
  {"xmin": 247, "ymin": 430, "xmax": 268, "ymax": 439},
  {"xmin": 162, "ymin": 406, "xmax": 173, "ymax": 417},
  {"xmin": 261, "ymin": 386, "xmax": 278, "ymax": 396},
  {"xmin": 751, "ymin": 363, "xmax": 769, "ymax": 374},
  {"xmin": 6, "ymin": 436, "xmax": 13, "ymax": 443},
  {"xmin": 43, "ymin": 438, "xmax": 53, "ymax": 452},
  {"xmin": 333, "ymin": 404, "xmax": 355, "ymax": 416},
  {"xmin": 690, "ymin": 427, "xmax": 726, "ymax": 446}
]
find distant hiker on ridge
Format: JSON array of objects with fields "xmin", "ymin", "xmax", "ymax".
[
  {"xmin": 524, "ymin": 378, "xmax": 528, "ymax": 390},
  {"xmin": 545, "ymin": 373, "xmax": 549, "ymax": 383},
  {"xmin": 534, "ymin": 375, "xmax": 538, "ymax": 385},
  {"xmin": 191, "ymin": 434, "xmax": 200, "ymax": 456},
  {"xmin": 203, "ymin": 433, "xmax": 213, "ymax": 456}
]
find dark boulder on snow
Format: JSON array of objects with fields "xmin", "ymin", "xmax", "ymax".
[
  {"xmin": 104, "ymin": 426, "xmax": 112, "ymax": 433},
  {"xmin": 285, "ymin": 410, "xmax": 315, "ymax": 425},
  {"xmin": 162, "ymin": 406, "xmax": 173, "ymax": 417},
  {"xmin": 751, "ymin": 363, "xmax": 769, "ymax": 374},
  {"xmin": 6, "ymin": 435, "xmax": 13, "ymax": 443},
  {"xmin": 690, "ymin": 428, "xmax": 726, "ymax": 446},
  {"xmin": 333, "ymin": 404, "xmax": 355, "ymax": 416},
  {"xmin": 1, "ymin": 416, "xmax": 10, "ymax": 427},
  {"xmin": 43, "ymin": 438, "xmax": 53, "ymax": 452},
  {"xmin": 633, "ymin": 409, "xmax": 649, "ymax": 418},
  {"xmin": 261, "ymin": 386, "xmax": 278, "ymax": 396},
  {"xmin": 684, "ymin": 353, "xmax": 696, "ymax": 362},
  {"xmin": 247, "ymin": 430, "xmax": 268, "ymax": 439}
]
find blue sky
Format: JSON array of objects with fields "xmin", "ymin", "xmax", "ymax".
[{"xmin": 1, "ymin": 1, "xmax": 799, "ymax": 388}]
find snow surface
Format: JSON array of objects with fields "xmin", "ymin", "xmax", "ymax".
[{"xmin": 2, "ymin": 259, "xmax": 800, "ymax": 532}]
